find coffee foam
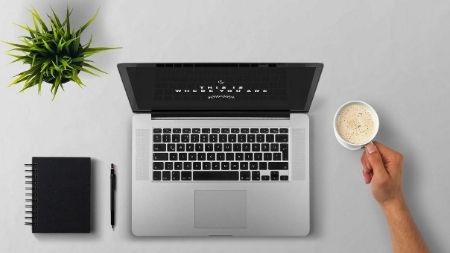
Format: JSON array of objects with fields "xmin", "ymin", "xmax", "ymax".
[{"xmin": 336, "ymin": 103, "xmax": 375, "ymax": 145}]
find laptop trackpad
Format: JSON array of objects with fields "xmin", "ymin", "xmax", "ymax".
[{"xmin": 194, "ymin": 190, "xmax": 247, "ymax": 229}]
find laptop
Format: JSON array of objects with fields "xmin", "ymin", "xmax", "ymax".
[{"xmin": 118, "ymin": 63, "xmax": 323, "ymax": 236}]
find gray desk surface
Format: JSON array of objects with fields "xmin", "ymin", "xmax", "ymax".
[{"xmin": 1, "ymin": 0, "xmax": 449, "ymax": 252}]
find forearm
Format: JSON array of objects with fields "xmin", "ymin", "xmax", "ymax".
[{"xmin": 382, "ymin": 199, "xmax": 429, "ymax": 253}]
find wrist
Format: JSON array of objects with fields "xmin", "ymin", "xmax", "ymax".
[{"xmin": 381, "ymin": 196, "xmax": 407, "ymax": 215}]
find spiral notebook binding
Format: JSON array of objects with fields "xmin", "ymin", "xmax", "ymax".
[{"xmin": 24, "ymin": 163, "xmax": 37, "ymax": 227}]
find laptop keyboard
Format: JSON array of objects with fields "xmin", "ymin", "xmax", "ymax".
[{"xmin": 151, "ymin": 127, "xmax": 289, "ymax": 181}]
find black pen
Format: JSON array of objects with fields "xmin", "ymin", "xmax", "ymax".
[{"xmin": 110, "ymin": 163, "xmax": 116, "ymax": 230}]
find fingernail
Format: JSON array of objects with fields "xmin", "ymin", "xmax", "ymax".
[{"xmin": 365, "ymin": 142, "xmax": 377, "ymax": 154}]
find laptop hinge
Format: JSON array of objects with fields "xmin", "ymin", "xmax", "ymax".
[{"xmin": 150, "ymin": 111, "xmax": 290, "ymax": 119}]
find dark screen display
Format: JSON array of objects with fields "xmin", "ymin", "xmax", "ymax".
[{"xmin": 119, "ymin": 63, "xmax": 322, "ymax": 112}]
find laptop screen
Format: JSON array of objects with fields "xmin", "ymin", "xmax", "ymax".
[{"xmin": 118, "ymin": 63, "xmax": 323, "ymax": 113}]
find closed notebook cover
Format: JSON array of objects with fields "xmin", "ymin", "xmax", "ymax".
[{"xmin": 31, "ymin": 157, "xmax": 91, "ymax": 233}]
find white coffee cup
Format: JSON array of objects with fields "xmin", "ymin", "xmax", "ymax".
[{"xmin": 333, "ymin": 100, "xmax": 379, "ymax": 150}]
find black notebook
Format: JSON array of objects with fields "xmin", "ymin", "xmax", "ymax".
[{"xmin": 25, "ymin": 157, "xmax": 91, "ymax": 233}]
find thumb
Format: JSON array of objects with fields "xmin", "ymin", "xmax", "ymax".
[{"xmin": 365, "ymin": 142, "xmax": 388, "ymax": 178}]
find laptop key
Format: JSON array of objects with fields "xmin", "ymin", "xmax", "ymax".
[
  {"xmin": 153, "ymin": 144, "xmax": 166, "ymax": 152},
  {"xmin": 261, "ymin": 175, "xmax": 269, "ymax": 181},
  {"xmin": 240, "ymin": 128, "xmax": 249, "ymax": 133},
  {"xmin": 163, "ymin": 134, "xmax": 171, "ymax": 142},
  {"xmin": 214, "ymin": 143, "xmax": 222, "ymax": 151},
  {"xmin": 259, "ymin": 162, "xmax": 267, "ymax": 170},
  {"xmin": 165, "ymin": 162, "xmax": 173, "ymax": 170},
  {"xmin": 238, "ymin": 134, "xmax": 246, "ymax": 142},
  {"xmin": 271, "ymin": 143, "xmax": 279, "ymax": 151},
  {"xmin": 250, "ymin": 128, "xmax": 259, "ymax": 133},
  {"xmin": 207, "ymin": 153, "xmax": 215, "ymax": 160},
  {"xmin": 175, "ymin": 162, "xmax": 182, "ymax": 170},
  {"xmin": 217, "ymin": 153, "xmax": 225, "ymax": 161},
  {"xmin": 271, "ymin": 171, "xmax": 279, "ymax": 180},
  {"xmin": 186, "ymin": 144, "xmax": 194, "ymax": 152},
  {"xmin": 191, "ymin": 134, "xmax": 199, "ymax": 142},
  {"xmin": 212, "ymin": 128, "xmax": 220, "ymax": 133},
  {"xmin": 252, "ymin": 144, "xmax": 260, "ymax": 152},
  {"xmin": 202, "ymin": 128, "xmax": 210, "ymax": 133},
  {"xmin": 240, "ymin": 162, "xmax": 249, "ymax": 170},
  {"xmin": 193, "ymin": 162, "xmax": 201, "ymax": 170},
  {"xmin": 198, "ymin": 153, "xmax": 206, "ymax": 161},
  {"xmin": 195, "ymin": 144, "xmax": 203, "ymax": 151},
  {"xmin": 221, "ymin": 128, "xmax": 230, "ymax": 133},
  {"xmin": 193, "ymin": 171, "xmax": 238, "ymax": 180},
  {"xmin": 200, "ymin": 134, "xmax": 208, "ymax": 142},
  {"xmin": 231, "ymin": 162, "xmax": 239, "ymax": 170},
  {"xmin": 280, "ymin": 175, "xmax": 289, "ymax": 181},
  {"xmin": 188, "ymin": 153, "xmax": 196, "ymax": 161},
  {"xmin": 192, "ymin": 128, "xmax": 201, "ymax": 133},
  {"xmin": 153, "ymin": 128, "xmax": 162, "ymax": 133},
  {"xmin": 177, "ymin": 144, "xmax": 185, "ymax": 151},
  {"xmin": 153, "ymin": 162, "xmax": 164, "ymax": 170},
  {"xmin": 153, "ymin": 134, "xmax": 162, "ymax": 142},
  {"xmin": 252, "ymin": 171, "xmax": 260, "ymax": 180},
  {"xmin": 179, "ymin": 153, "xmax": 187, "ymax": 161},
  {"xmin": 256, "ymin": 134, "xmax": 264, "ymax": 142},
  {"xmin": 181, "ymin": 171, "xmax": 192, "ymax": 180},
  {"xmin": 221, "ymin": 162, "xmax": 230, "ymax": 170},
  {"xmin": 266, "ymin": 134, "xmax": 274, "ymax": 142},
  {"xmin": 245, "ymin": 153, "xmax": 253, "ymax": 161},
  {"xmin": 228, "ymin": 134, "xmax": 237, "ymax": 142},
  {"xmin": 183, "ymin": 162, "xmax": 192, "ymax": 170},
  {"xmin": 153, "ymin": 153, "xmax": 168, "ymax": 161},
  {"xmin": 273, "ymin": 153, "xmax": 282, "ymax": 161},
  {"xmin": 280, "ymin": 144, "xmax": 289, "ymax": 160},
  {"xmin": 224, "ymin": 144, "xmax": 232, "ymax": 152},
  {"xmin": 212, "ymin": 162, "xmax": 220, "ymax": 170},
  {"xmin": 170, "ymin": 153, "xmax": 177, "ymax": 161},
  {"xmin": 153, "ymin": 171, "xmax": 161, "ymax": 180},
  {"xmin": 280, "ymin": 128, "xmax": 288, "ymax": 133},
  {"xmin": 254, "ymin": 153, "xmax": 262, "ymax": 161},
  {"xmin": 250, "ymin": 162, "xmax": 258, "ymax": 170},
  {"xmin": 163, "ymin": 128, "xmax": 171, "ymax": 133},
  {"xmin": 247, "ymin": 134, "xmax": 255, "ymax": 142},
  {"xmin": 219, "ymin": 134, "xmax": 227, "ymax": 142},
  {"xmin": 269, "ymin": 162, "xmax": 288, "ymax": 170},
  {"xmin": 260, "ymin": 128, "xmax": 269, "ymax": 133},
  {"xmin": 275, "ymin": 134, "xmax": 288, "ymax": 142},
  {"xmin": 181, "ymin": 134, "xmax": 189, "ymax": 142},
  {"xmin": 233, "ymin": 144, "xmax": 242, "ymax": 151},
  {"xmin": 264, "ymin": 153, "xmax": 272, "ymax": 161},
  {"xmin": 235, "ymin": 153, "xmax": 244, "ymax": 161},
  {"xmin": 209, "ymin": 134, "xmax": 218, "ymax": 142},
  {"xmin": 231, "ymin": 128, "xmax": 239, "ymax": 133},
  {"xmin": 162, "ymin": 171, "xmax": 170, "ymax": 181},
  {"xmin": 243, "ymin": 144, "xmax": 250, "ymax": 151},
  {"xmin": 226, "ymin": 153, "xmax": 234, "ymax": 160},
  {"xmin": 261, "ymin": 144, "xmax": 270, "ymax": 151},
  {"xmin": 203, "ymin": 162, "xmax": 211, "ymax": 170},
  {"xmin": 172, "ymin": 171, "xmax": 180, "ymax": 180},
  {"xmin": 173, "ymin": 128, "xmax": 181, "ymax": 133},
  {"xmin": 172, "ymin": 134, "xmax": 180, "ymax": 142},
  {"xmin": 240, "ymin": 171, "xmax": 250, "ymax": 180},
  {"xmin": 270, "ymin": 128, "xmax": 279, "ymax": 133},
  {"xmin": 205, "ymin": 144, "xmax": 213, "ymax": 151},
  {"xmin": 168, "ymin": 144, "xmax": 176, "ymax": 152},
  {"xmin": 182, "ymin": 128, "xmax": 191, "ymax": 133}
]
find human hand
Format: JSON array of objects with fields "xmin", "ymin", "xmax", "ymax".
[{"xmin": 361, "ymin": 141, "xmax": 405, "ymax": 208}]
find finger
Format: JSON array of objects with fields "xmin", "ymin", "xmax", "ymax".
[
  {"xmin": 362, "ymin": 152, "xmax": 372, "ymax": 171},
  {"xmin": 362, "ymin": 168, "xmax": 372, "ymax": 184},
  {"xmin": 372, "ymin": 141, "xmax": 400, "ymax": 162},
  {"xmin": 365, "ymin": 142, "xmax": 389, "ymax": 178}
]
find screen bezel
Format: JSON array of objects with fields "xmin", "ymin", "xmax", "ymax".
[{"xmin": 117, "ymin": 63, "xmax": 323, "ymax": 113}]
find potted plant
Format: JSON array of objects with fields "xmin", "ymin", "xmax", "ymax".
[{"xmin": 5, "ymin": 7, "xmax": 118, "ymax": 98}]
